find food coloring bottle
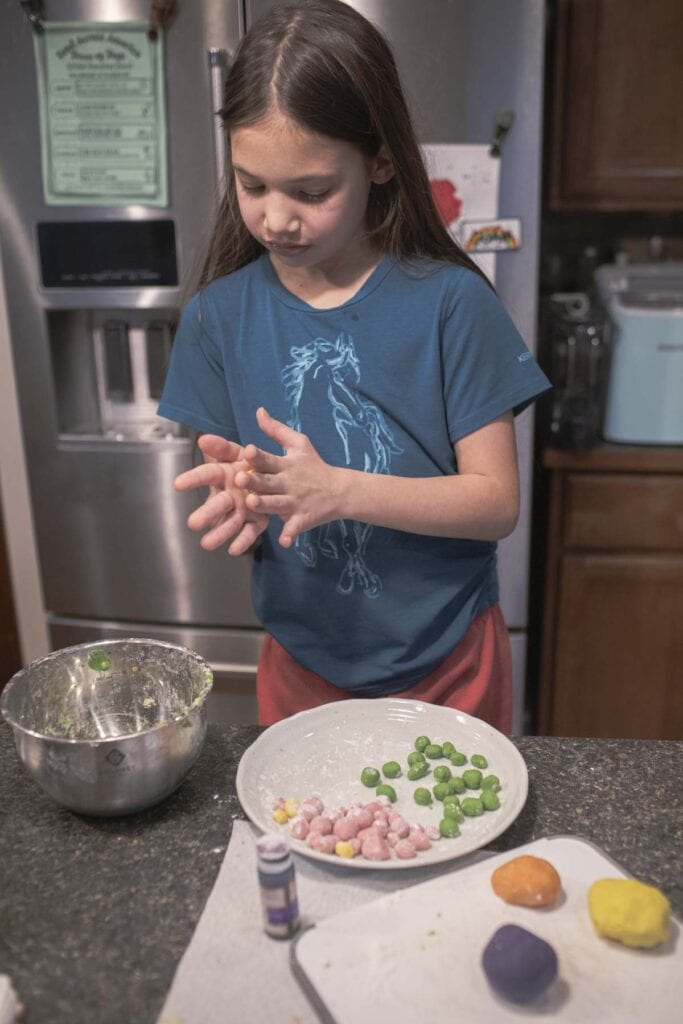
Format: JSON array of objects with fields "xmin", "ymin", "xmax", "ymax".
[{"xmin": 256, "ymin": 835, "xmax": 301, "ymax": 939}]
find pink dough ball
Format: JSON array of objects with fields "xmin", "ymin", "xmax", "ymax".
[
  {"xmin": 395, "ymin": 839, "xmax": 418, "ymax": 859},
  {"xmin": 302, "ymin": 796, "xmax": 324, "ymax": 815},
  {"xmin": 361, "ymin": 833, "xmax": 391, "ymax": 861},
  {"xmin": 289, "ymin": 817, "xmax": 309, "ymax": 840},
  {"xmin": 333, "ymin": 817, "xmax": 360, "ymax": 841},
  {"xmin": 312, "ymin": 833, "xmax": 337, "ymax": 855},
  {"xmin": 308, "ymin": 815, "xmax": 333, "ymax": 835},
  {"xmin": 408, "ymin": 827, "xmax": 432, "ymax": 851},
  {"xmin": 357, "ymin": 825, "xmax": 383, "ymax": 844},
  {"xmin": 388, "ymin": 815, "xmax": 410, "ymax": 838},
  {"xmin": 348, "ymin": 808, "xmax": 373, "ymax": 829}
]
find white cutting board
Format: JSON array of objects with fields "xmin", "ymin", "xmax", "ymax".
[{"xmin": 291, "ymin": 836, "xmax": 681, "ymax": 1023}]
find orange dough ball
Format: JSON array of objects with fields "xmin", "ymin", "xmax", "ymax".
[{"xmin": 491, "ymin": 855, "xmax": 562, "ymax": 907}]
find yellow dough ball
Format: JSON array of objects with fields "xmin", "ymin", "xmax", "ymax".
[{"xmin": 588, "ymin": 878, "xmax": 670, "ymax": 948}]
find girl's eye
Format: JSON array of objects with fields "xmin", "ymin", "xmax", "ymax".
[{"xmin": 238, "ymin": 182, "xmax": 330, "ymax": 203}]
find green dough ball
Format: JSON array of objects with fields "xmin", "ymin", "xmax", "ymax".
[
  {"xmin": 448, "ymin": 776, "xmax": 466, "ymax": 795},
  {"xmin": 424, "ymin": 743, "xmax": 443, "ymax": 759},
  {"xmin": 449, "ymin": 751, "xmax": 467, "ymax": 767},
  {"xmin": 433, "ymin": 765, "xmax": 452, "ymax": 783},
  {"xmin": 461, "ymin": 797, "xmax": 485, "ymax": 817},
  {"xmin": 432, "ymin": 782, "xmax": 450, "ymax": 801},
  {"xmin": 407, "ymin": 751, "xmax": 426, "ymax": 767},
  {"xmin": 439, "ymin": 817, "xmax": 461, "ymax": 837},
  {"xmin": 415, "ymin": 735, "xmax": 431, "ymax": 752},
  {"xmin": 88, "ymin": 650, "xmax": 111, "ymax": 672},
  {"xmin": 376, "ymin": 784, "xmax": 397, "ymax": 803},
  {"xmin": 482, "ymin": 774, "xmax": 501, "ymax": 792},
  {"xmin": 407, "ymin": 762, "xmax": 430, "ymax": 781},
  {"xmin": 462, "ymin": 769, "xmax": 483, "ymax": 789},
  {"xmin": 414, "ymin": 787, "xmax": 432, "ymax": 806},
  {"xmin": 481, "ymin": 788, "xmax": 501, "ymax": 811},
  {"xmin": 382, "ymin": 760, "xmax": 401, "ymax": 779},
  {"xmin": 471, "ymin": 753, "xmax": 488, "ymax": 769},
  {"xmin": 441, "ymin": 741, "xmax": 456, "ymax": 757},
  {"xmin": 360, "ymin": 767, "xmax": 380, "ymax": 787}
]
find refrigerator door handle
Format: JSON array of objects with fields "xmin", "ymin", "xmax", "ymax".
[
  {"xmin": 19, "ymin": 0, "xmax": 44, "ymax": 32},
  {"xmin": 208, "ymin": 660, "xmax": 258, "ymax": 676},
  {"xmin": 207, "ymin": 48, "xmax": 231, "ymax": 188}
]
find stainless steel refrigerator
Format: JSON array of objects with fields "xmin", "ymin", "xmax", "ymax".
[{"xmin": 0, "ymin": 0, "xmax": 544, "ymax": 730}]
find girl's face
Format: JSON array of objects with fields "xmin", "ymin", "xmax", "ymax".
[{"xmin": 230, "ymin": 107, "xmax": 393, "ymax": 279}]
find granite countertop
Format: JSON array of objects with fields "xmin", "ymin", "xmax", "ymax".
[{"xmin": 1, "ymin": 722, "xmax": 681, "ymax": 1024}]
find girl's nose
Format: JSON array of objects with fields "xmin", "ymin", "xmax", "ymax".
[{"xmin": 263, "ymin": 195, "xmax": 299, "ymax": 236}]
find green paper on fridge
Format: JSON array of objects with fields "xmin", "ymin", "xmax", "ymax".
[{"xmin": 33, "ymin": 21, "xmax": 168, "ymax": 206}]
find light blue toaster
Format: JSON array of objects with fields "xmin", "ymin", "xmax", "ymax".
[{"xmin": 595, "ymin": 263, "xmax": 683, "ymax": 445}]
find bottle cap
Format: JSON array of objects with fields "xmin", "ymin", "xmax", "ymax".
[{"xmin": 256, "ymin": 835, "xmax": 290, "ymax": 860}]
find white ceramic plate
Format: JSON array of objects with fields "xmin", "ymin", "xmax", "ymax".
[{"xmin": 236, "ymin": 698, "xmax": 528, "ymax": 870}]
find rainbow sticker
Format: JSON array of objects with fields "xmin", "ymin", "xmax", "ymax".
[{"xmin": 460, "ymin": 218, "xmax": 522, "ymax": 253}]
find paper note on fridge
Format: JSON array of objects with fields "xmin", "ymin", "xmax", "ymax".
[
  {"xmin": 33, "ymin": 22, "xmax": 168, "ymax": 206},
  {"xmin": 461, "ymin": 217, "xmax": 522, "ymax": 253},
  {"xmin": 422, "ymin": 144, "xmax": 501, "ymax": 282}
]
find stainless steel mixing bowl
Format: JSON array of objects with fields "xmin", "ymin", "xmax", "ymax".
[{"xmin": 0, "ymin": 639, "xmax": 213, "ymax": 816}]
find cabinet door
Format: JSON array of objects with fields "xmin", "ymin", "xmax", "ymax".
[
  {"xmin": 550, "ymin": 0, "xmax": 683, "ymax": 209},
  {"xmin": 549, "ymin": 553, "xmax": 683, "ymax": 738}
]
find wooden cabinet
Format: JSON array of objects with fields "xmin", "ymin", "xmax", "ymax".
[
  {"xmin": 549, "ymin": 0, "xmax": 683, "ymax": 210},
  {"xmin": 538, "ymin": 445, "xmax": 683, "ymax": 739}
]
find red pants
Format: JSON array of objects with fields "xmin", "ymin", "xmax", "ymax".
[{"xmin": 256, "ymin": 603, "xmax": 513, "ymax": 733}]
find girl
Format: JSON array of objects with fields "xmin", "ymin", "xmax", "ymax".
[{"xmin": 158, "ymin": 0, "xmax": 550, "ymax": 731}]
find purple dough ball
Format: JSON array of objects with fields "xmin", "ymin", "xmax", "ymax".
[{"xmin": 482, "ymin": 924, "xmax": 558, "ymax": 1004}]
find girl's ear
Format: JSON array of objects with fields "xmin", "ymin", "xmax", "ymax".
[{"xmin": 370, "ymin": 146, "xmax": 395, "ymax": 184}]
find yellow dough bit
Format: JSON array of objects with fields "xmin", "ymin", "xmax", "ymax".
[
  {"xmin": 588, "ymin": 878, "xmax": 671, "ymax": 948},
  {"xmin": 283, "ymin": 798, "xmax": 300, "ymax": 819},
  {"xmin": 335, "ymin": 841, "xmax": 356, "ymax": 858}
]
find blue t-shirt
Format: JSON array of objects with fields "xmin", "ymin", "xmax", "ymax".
[{"xmin": 158, "ymin": 255, "xmax": 550, "ymax": 695}]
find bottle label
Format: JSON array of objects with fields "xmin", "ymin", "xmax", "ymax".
[{"xmin": 260, "ymin": 879, "xmax": 300, "ymax": 939}]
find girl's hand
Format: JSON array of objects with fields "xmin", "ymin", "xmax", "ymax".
[
  {"xmin": 174, "ymin": 434, "xmax": 269, "ymax": 555},
  {"xmin": 235, "ymin": 407, "xmax": 344, "ymax": 549}
]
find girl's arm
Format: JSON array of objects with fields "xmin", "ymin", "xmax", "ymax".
[{"xmin": 237, "ymin": 407, "xmax": 519, "ymax": 549}]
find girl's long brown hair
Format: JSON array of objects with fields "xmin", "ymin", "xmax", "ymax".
[{"xmin": 199, "ymin": 0, "xmax": 489, "ymax": 288}]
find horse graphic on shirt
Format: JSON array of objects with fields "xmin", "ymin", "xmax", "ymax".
[{"xmin": 281, "ymin": 332, "xmax": 403, "ymax": 598}]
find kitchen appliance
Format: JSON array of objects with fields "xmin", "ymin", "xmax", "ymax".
[
  {"xmin": 0, "ymin": 638, "xmax": 212, "ymax": 815},
  {"xmin": 596, "ymin": 262, "xmax": 683, "ymax": 445},
  {"xmin": 0, "ymin": 0, "xmax": 545, "ymax": 731},
  {"xmin": 545, "ymin": 292, "xmax": 610, "ymax": 450}
]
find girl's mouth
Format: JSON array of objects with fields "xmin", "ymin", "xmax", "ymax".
[{"xmin": 266, "ymin": 241, "xmax": 310, "ymax": 256}]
